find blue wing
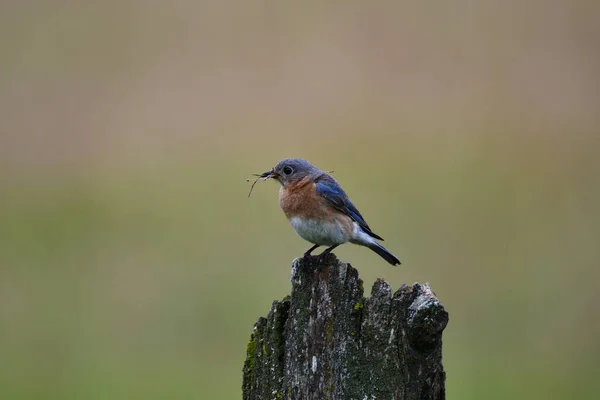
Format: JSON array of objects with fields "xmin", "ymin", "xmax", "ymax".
[{"xmin": 315, "ymin": 175, "xmax": 384, "ymax": 241}]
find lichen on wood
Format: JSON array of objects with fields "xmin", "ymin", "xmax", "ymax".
[{"xmin": 243, "ymin": 255, "xmax": 448, "ymax": 400}]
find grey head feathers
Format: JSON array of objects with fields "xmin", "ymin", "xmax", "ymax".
[{"xmin": 272, "ymin": 158, "xmax": 323, "ymax": 187}]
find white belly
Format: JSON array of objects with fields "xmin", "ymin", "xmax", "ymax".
[{"xmin": 288, "ymin": 217, "xmax": 350, "ymax": 246}]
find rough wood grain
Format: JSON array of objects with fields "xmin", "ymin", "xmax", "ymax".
[{"xmin": 242, "ymin": 255, "xmax": 448, "ymax": 400}]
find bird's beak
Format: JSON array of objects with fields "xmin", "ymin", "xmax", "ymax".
[{"xmin": 260, "ymin": 169, "xmax": 279, "ymax": 180}]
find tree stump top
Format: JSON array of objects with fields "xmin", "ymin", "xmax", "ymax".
[{"xmin": 243, "ymin": 255, "xmax": 448, "ymax": 400}]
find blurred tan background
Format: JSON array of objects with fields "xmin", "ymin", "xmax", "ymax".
[{"xmin": 1, "ymin": 1, "xmax": 599, "ymax": 399}]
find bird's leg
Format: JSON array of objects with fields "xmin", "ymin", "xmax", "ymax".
[
  {"xmin": 317, "ymin": 244, "xmax": 339, "ymax": 264},
  {"xmin": 304, "ymin": 244, "xmax": 321, "ymax": 258}
]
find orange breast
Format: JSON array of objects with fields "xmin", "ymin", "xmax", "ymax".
[{"xmin": 279, "ymin": 177, "xmax": 336, "ymax": 220}]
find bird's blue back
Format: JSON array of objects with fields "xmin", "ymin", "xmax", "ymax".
[{"xmin": 314, "ymin": 174, "xmax": 383, "ymax": 241}]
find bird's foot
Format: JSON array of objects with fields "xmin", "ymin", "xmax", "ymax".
[{"xmin": 301, "ymin": 252, "xmax": 319, "ymax": 266}]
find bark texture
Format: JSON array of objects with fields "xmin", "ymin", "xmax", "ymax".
[{"xmin": 242, "ymin": 255, "xmax": 448, "ymax": 400}]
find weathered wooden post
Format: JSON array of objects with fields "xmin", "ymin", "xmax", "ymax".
[{"xmin": 242, "ymin": 255, "xmax": 448, "ymax": 400}]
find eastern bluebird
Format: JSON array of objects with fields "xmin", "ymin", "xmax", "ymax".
[{"xmin": 257, "ymin": 158, "xmax": 401, "ymax": 266}]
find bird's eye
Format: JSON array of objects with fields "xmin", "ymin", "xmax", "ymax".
[{"xmin": 283, "ymin": 166, "xmax": 293, "ymax": 175}]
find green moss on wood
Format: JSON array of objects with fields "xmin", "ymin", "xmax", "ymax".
[
  {"xmin": 246, "ymin": 337, "xmax": 256, "ymax": 372},
  {"xmin": 353, "ymin": 300, "xmax": 364, "ymax": 312}
]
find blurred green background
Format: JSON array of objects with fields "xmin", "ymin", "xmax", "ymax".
[{"xmin": 1, "ymin": 1, "xmax": 599, "ymax": 399}]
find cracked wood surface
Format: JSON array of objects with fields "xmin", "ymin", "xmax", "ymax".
[{"xmin": 242, "ymin": 255, "xmax": 448, "ymax": 400}]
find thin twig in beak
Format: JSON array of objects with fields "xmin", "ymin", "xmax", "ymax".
[{"xmin": 246, "ymin": 172, "xmax": 274, "ymax": 198}]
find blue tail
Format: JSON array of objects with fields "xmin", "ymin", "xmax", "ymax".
[{"xmin": 367, "ymin": 242, "xmax": 401, "ymax": 266}]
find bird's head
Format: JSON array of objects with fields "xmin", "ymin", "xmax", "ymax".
[{"xmin": 259, "ymin": 158, "xmax": 320, "ymax": 188}]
